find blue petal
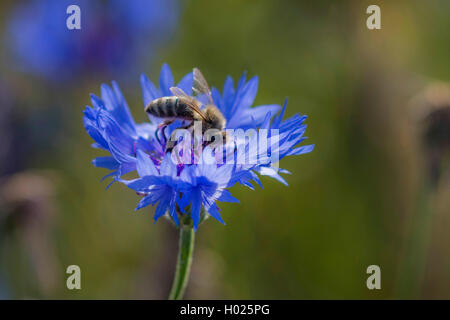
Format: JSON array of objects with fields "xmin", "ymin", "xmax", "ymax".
[
  {"xmin": 211, "ymin": 87, "xmax": 224, "ymax": 112},
  {"xmin": 207, "ymin": 204, "xmax": 226, "ymax": 225},
  {"xmin": 190, "ymin": 189, "xmax": 202, "ymax": 231},
  {"xmin": 154, "ymin": 198, "xmax": 170, "ymax": 222},
  {"xmin": 97, "ymin": 112, "xmax": 135, "ymax": 156},
  {"xmin": 140, "ymin": 73, "xmax": 160, "ymax": 105},
  {"xmin": 288, "ymin": 144, "xmax": 315, "ymax": 156},
  {"xmin": 222, "ymin": 76, "xmax": 235, "ymax": 104},
  {"xmin": 258, "ymin": 166, "xmax": 289, "ymax": 186},
  {"xmin": 160, "ymin": 153, "xmax": 177, "ymax": 177},
  {"xmin": 272, "ymin": 98, "xmax": 288, "ymax": 128},
  {"xmin": 112, "ymin": 81, "xmax": 136, "ymax": 131},
  {"xmin": 177, "ymin": 190, "xmax": 191, "ymax": 213},
  {"xmin": 159, "ymin": 63, "xmax": 174, "ymax": 96},
  {"xmin": 177, "ymin": 72, "xmax": 193, "ymax": 95},
  {"xmin": 118, "ymin": 162, "xmax": 138, "ymax": 176},
  {"xmin": 260, "ymin": 111, "xmax": 272, "ymax": 130},
  {"xmin": 121, "ymin": 176, "xmax": 162, "ymax": 192},
  {"xmin": 168, "ymin": 199, "xmax": 179, "ymax": 227},
  {"xmin": 92, "ymin": 156, "xmax": 120, "ymax": 170},
  {"xmin": 135, "ymin": 194, "xmax": 154, "ymax": 211},
  {"xmin": 101, "ymin": 84, "xmax": 119, "ymax": 112},
  {"xmin": 98, "ymin": 83, "xmax": 136, "ymax": 136},
  {"xmin": 136, "ymin": 150, "xmax": 159, "ymax": 177},
  {"xmin": 100, "ymin": 171, "xmax": 117, "ymax": 183},
  {"xmin": 217, "ymin": 190, "xmax": 240, "ymax": 203},
  {"xmin": 83, "ymin": 114, "xmax": 109, "ymax": 150},
  {"xmin": 235, "ymin": 75, "xmax": 259, "ymax": 111},
  {"xmin": 228, "ymin": 104, "xmax": 280, "ymax": 129}
]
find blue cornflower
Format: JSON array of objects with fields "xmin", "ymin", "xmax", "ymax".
[
  {"xmin": 83, "ymin": 64, "xmax": 314, "ymax": 230},
  {"xmin": 6, "ymin": 0, "xmax": 179, "ymax": 82}
]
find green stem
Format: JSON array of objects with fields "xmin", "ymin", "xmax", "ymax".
[{"xmin": 168, "ymin": 217, "xmax": 195, "ymax": 300}]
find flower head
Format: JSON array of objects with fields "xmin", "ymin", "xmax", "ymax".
[{"xmin": 83, "ymin": 64, "xmax": 314, "ymax": 230}]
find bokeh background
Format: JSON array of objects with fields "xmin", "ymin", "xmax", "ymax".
[{"xmin": 0, "ymin": 0, "xmax": 449, "ymax": 299}]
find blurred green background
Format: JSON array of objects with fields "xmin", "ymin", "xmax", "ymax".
[{"xmin": 1, "ymin": 0, "xmax": 449, "ymax": 299}]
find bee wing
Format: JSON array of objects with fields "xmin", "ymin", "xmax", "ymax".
[
  {"xmin": 169, "ymin": 86, "xmax": 207, "ymax": 121},
  {"xmin": 170, "ymin": 86, "xmax": 193, "ymax": 100},
  {"xmin": 193, "ymin": 68, "xmax": 214, "ymax": 105}
]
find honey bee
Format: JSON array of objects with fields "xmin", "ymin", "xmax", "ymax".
[{"xmin": 145, "ymin": 68, "xmax": 226, "ymax": 134}]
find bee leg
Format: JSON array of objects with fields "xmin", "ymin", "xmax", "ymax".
[
  {"xmin": 164, "ymin": 122, "xmax": 194, "ymax": 153},
  {"xmin": 180, "ymin": 122, "xmax": 194, "ymax": 130},
  {"xmin": 166, "ymin": 142, "xmax": 175, "ymax": 153},
  {"xmin": 204, "ymin": 131, "xmax": 227, "ymax": 147},
  {"xmin": 165, "ymin": 128, "xmax": 179, "ymax": 153},
  {"xmin": 158, "ymin": 119, "xmax": 175, "ymax": 129},
  {"xmin": 222, "ymin": 131, "xmax": 228, "ymax": 144},
  {"xmin": 164, "ymin": 119, "xmax": 175, "ymax": 126}
]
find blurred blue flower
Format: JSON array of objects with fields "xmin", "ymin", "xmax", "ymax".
[
  {"xmin": 83, "ymin": 64, "xmax": 314, "ymax": 230},
  {"xmin": 6, "ymin": 0, "xmax": 179, "ymax": 82}
]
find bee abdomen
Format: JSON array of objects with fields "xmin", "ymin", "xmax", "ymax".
[{"xmin": 146, "ymin": 96, "xmax": 179, "ymax": 118}]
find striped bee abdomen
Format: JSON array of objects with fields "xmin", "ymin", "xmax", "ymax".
[{"xmin": 145, "ymin": 96, "xmax": 196, "ymax": 120}]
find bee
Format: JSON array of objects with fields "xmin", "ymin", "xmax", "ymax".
[{"xmin": 145, "ymin": 68, "xmax": 226, "ymax": 134}]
